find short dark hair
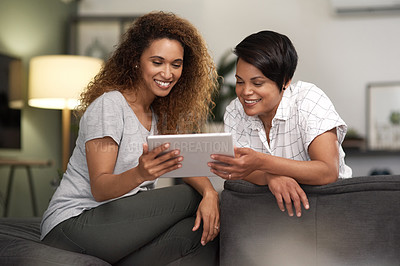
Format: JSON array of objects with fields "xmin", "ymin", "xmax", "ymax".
[{"xmin": 234, "ymin": 30, "xmax": 298, "ymax": 92}]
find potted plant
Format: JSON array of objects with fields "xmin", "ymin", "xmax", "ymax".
[{"xmin": 210, "ymin": 50, "xmax": 237, "ymax": 122}]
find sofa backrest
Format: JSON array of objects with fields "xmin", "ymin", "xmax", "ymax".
[{"xmin": 220, "ymin": 175, "xmax": 400, "ymax": 266}]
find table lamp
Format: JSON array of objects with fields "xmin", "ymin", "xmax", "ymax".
[{"xmin": 28, "ymin": 55, "xmax": 103, "ymax": 171}]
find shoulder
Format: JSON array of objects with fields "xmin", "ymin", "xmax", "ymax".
[
  {"xmin": 288, "ymin": 81, "xmax": 333, "ymax": 111},
  {"xmin": 86, "ymin": 91, "xmax": 125, "ymax": 113},
  {"xmin": 79, "ymin": 91, "xmax": 126, "ymax": 143},
  {"xmin": 289, "ymin": 81, "xmax": 325, "ymax": 100},
  {"xmin": 94, "ymin": 90, "xmax": 124, "ymax": 105},
  {"xmin": 81, "ymin": 91, "xmax": 126, "ymax": 124}
]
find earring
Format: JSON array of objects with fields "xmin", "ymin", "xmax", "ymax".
[{"xmin": 135, "ymin": 65, "xmax": 138, "ymax": 69}]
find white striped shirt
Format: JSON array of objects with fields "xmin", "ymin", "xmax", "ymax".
[{"xmin": 224, "ymin": 81, "xmax": 352, "ymax": 179}]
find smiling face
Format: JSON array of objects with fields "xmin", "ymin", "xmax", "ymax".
[
  {"xmin": 139, "ymin": 38, "xmax": 184, "ymax": 99},
  {"xmin": 235, "ymin": 58, "xmax": 284, "ymax": 122}
]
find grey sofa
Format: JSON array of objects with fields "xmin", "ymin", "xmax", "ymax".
[{"xmin": 220, "ymin": 175, "xmax": 400, "ymax": 266}]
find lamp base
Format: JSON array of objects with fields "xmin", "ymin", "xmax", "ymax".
[{"xmin": 62, "ymin": 108, "xmax": 71, "ymax": 172}]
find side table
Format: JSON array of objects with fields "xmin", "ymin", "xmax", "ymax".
[{"xmin": 0, "ymin": 158, "xmax": 52, "ymax": 217}]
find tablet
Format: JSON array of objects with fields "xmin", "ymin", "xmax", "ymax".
[{"xmin": 147, "ymin": 132, "xmax": 234, "ymax": 178}]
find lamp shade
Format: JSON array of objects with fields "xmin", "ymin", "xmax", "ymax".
[{"xmin": 28, "ymin": 55, "xmax": 103, "ymax": 110}]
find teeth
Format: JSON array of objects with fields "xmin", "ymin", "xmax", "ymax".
[
  {"xmin": 155, "ymin": 80, "xmax": 171, "ymax": 87},
  {"xmin": 244, "ymin": 99, "xmax": 261, "ymax": 104}
]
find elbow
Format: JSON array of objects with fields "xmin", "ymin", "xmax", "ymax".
[
  {"xmin": 90, "ymin": 177, "xmax": 115, "ymax": 202},
  {"xmin": 316, "ymin": 158, "xmax": 340, "ymax": 185},
  {"xmin": 92, "ymin": 191, "xmax": 106, "ymax": 202},
  {"xmin": 322, "ymin": 174, "xmax": 338, "ymax": 185},
  {"xmin": 319, "ymin": 167, "xmax": 339, "ymax": 185},
  {"xmin": 91, "ymin": 187, "xmax": 110, "ymax": 202}
]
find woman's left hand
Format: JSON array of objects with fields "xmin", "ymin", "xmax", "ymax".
[
  {"xmin": 208, "ymin": 147, "xmax": 261, "ymax": 180},
  {"xmin": 192, "ymin": 190, "xmax": 220, "ymax": 246},
  {"xmin": 267, "ymin": 175, "xmax": 309, "ymax": 217}
]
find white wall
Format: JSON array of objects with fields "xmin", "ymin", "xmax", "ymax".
[{"xmin": 79, "ymin": 0, "xmax": 400, "ymax": 138}]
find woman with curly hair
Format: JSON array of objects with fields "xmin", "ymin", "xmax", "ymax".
[{"xmin": 40, "ymin": 11, "xmax": 220, "ymax": 265}]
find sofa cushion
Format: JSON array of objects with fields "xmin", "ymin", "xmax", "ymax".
[
  {"xmin": 221, "ymin": 175, "xmax": 400, "ymax": 266},
  {"xmin": 0, "ymin": 217, "xmax": 110, "ymax": 266}
]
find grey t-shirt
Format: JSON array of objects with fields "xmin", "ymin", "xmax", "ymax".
[{"xmin": 40, "ymin": 91, "xmax": 157, "ymax": 240}]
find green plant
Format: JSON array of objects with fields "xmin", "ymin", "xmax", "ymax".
[
  {"xmin": 211, "ymin": 50, "xmax": 237, "ymax": 122},
  {"xmin": 345, "ymin": 128, "xmax": 363, "ymax": 140},
  {"xmin": 390, "ymin": 111, "xmax": 400, "ymax": 125}
]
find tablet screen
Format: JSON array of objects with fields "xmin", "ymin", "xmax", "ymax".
[{"xmin": 147, "ymin": 133, "xmax": 234, "ymax": 178}]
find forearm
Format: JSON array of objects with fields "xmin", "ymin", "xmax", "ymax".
[
  {"xmin": 243, "ymin": 170, "xmax": 269, "ymax": 185},
  {"xmin": 258, "ymin": 153, "xmax": 338, "ymax": 185},
  {"xmin": 90, "ymin": 167, "xmax": 145, "ymax": 202}
]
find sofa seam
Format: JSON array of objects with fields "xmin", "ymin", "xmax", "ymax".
[{"xmin": 314, "ymin": 194, "xmax": 319, "ymax": 266}]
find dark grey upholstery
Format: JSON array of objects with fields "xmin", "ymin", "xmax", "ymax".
[
  {"xmin": 0, "ymin": 217, "xmax": 213, "ymax": 265},
  {"xmin": 0, "ymin": 217, "xmax": 110, "ymax": 266},
  {"xmin": 220, "ymin": 175, "xmax": 400, "ymax": 266}
]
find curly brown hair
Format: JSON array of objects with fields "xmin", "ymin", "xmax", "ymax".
[{"xmin": 78, "ymin": 11, "xmax": 218, "ymax": 134}]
